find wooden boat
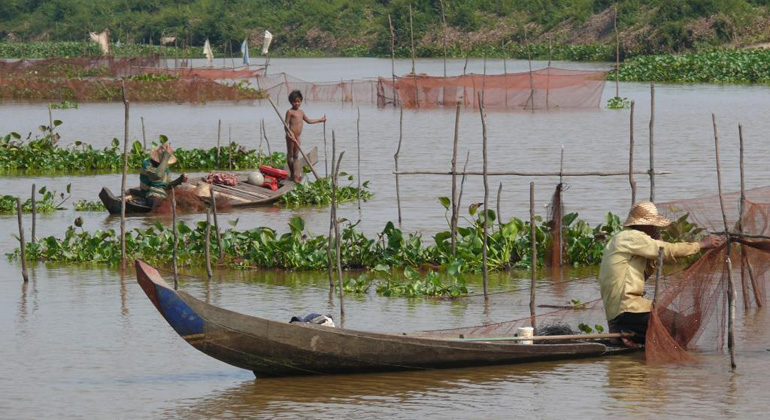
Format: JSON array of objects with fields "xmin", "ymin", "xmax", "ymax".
[
  {"xmin": 99, "ymin": 147, "xmax": 318, "ymax": 215},
  {"xmin": 135, "ymin": 260, "xmax": 634, "ymax": 378}
]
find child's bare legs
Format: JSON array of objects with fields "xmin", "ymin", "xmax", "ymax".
[{"xmin": 286, "ymin": 136, "xmax": 302, "ymax": 182}]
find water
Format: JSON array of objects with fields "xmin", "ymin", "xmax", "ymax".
[{"xmin": 2, "ymin": 58, "xmax": 770, "ymax": 419}]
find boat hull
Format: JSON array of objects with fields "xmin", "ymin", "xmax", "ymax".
[{"xmin": 135, "ymin": 260, "xmax": 630, "ymax": 377}]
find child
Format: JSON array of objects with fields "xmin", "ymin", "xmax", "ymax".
[{"xmin": 285, "ymin": 90, "xmax": 326, "ymax": 182}]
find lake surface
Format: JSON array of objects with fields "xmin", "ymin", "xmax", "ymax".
[{"xmin": 1, "ymin": 57, "xmax": 770, "ymax": 419}]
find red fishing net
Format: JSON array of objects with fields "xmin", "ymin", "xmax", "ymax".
[{"xmin": 257, "ymin": 67, "xmax": 607, "ymax": 109}]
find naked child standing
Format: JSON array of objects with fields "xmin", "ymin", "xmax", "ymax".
[{"xmin": 284, "ymin": 90, "xmax": 326, "ymax": 182}]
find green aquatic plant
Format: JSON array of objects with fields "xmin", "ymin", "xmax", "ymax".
[
  {"xmin": 606, "ymin": 96, "xmax": 630, "ymax": 109},
  {"xmin": 0, "ymin": 185, "xmax": 69, "ymax": 214},
  {"xmin": 73, "ymin": 200, "xmax": 106, "ymax": 211},
  {"xmin": 49, "ymin": 101, "xmax": 79, "ymax": 110},
  {"xmin": 280, "ymin": 175, "xmax": 372, "ymax": 206}
]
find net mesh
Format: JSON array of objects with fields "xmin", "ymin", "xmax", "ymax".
[
  {"xmin": 258, "ymin": 67, "xmax": 607, "ymax": 109},
  {"xmin": 416, "ymin": 186, "xmax": 770, "ymax": 364}
]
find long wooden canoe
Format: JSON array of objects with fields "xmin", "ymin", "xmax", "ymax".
[
  {"xmin": 99, "ymin": 147, "xmax": 318, "ymax": 215},
  {"xmin": 135, "ymin": 260, "xmax": 634, "ymax": 378}
]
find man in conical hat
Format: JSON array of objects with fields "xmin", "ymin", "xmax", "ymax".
[
  {"xmin": 139, "ymin": 142, "xmax": 188, "ymax": 208},
  {"xmin": 598, "ymin": 201, "xmax": 724, "ymax": 347}
]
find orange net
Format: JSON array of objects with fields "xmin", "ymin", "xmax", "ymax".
[
  {"xmin": 258, "ymin": 67, "xmax": 607, "ymax": 109},
  {"xmin": 416, "ymin": 187, "xmax": 770, "ymax": 364}
]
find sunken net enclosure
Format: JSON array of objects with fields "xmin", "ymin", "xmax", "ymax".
[
  {"xmin": 257, "ymin": 67, "xmax": 607, "ymax": 109},
  {"xmin": 414, "ymin": 186, "xmax": 770, "ymax": 363}
]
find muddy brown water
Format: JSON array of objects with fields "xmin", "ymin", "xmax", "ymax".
[{"xmin": 2, "ymin": 58, "xmax": 770, "ymax": 419}]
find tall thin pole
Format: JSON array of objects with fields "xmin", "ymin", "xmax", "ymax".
[
  {"xmin": 388, "ymin": 14, "xmax": 397, "ymax": 107},
  {"xmin": 614, "ymin": 4, "xmax": 620, "ymax": 98},
  {"xmin": 332, "ymin": 132, "xmax": 346, "ymax": 322},
  {"xmin": 524, "ymin": 28, "xmax": 535, "ymax": 111},
  {"xmin": 16, "ymin": 197, "xmax": 28, "ymax": 282},
  {"xmin": 649, "ymin": 83, "xmax": 655, "ymax": 202},
  {"xmin": 141, "ymin": 116, "xmax": 147, "ymax": 150},
  {"xmin": 328, "ymin": 136, "xmax": 337, "ymax": 289},
  {"xmin": 217, "ymin": 119, "xmax": 222, "ymax": 165},
  {"xmin": 323, "ymin": 121, "xmax": 328, "ymax": 177},
  {"xmin": 450, "ymin": 102, "xmax": 461, "ymax": 255},
  {"xmin": 529, "ymin": 182, "xmax": 536, "ymax": 329},
  {"xmin": 395, "ymin": 108, "xmax": 404, "ymax": 224},
  {"xmin": 228, "ymin": 124, "xmax": 233, "ymax": 171},
  {"xmin": 30, "ymin": 184, "xmax": 36, "ymax": 244},
  {"xmin": 713, "ymin": 113, "xmax": 737, "ymax": 369},
  {"xmin": 439, "ymin": 0, "xmax": 448, "ymax": 77},
  {"xmin": 209, "ymin": 188, "xmax": 223, "ymax": 261},
  {"xmin": 171, "ymin": 188, "xmax": 179, "ymax": 290},
  {"xmin": 261, "ymin": 118, "xmax": 271, "ymax": 155},
  {"xmin": 205, "ymin": 207, "xmax": 213, "ymax": 279},
  {"xmin": 738, "ymin": 124, "xmax": 749, "ymax": 309},
  {"xmin": 629, "ymin": 100, "xmax": 637, "ymax": 205},
  {"xmin": 120, "ymin": 80, "xmax": 129, "ymax": 272},
  {"xmin": 739, "ymin": 124, "xmax": 762, "ymax": 307},
  {"xmin": 496, "ymin": 183, "xmax": 503, "ymax": 233},
  {"xmin": 479, "ymin": 94, "xmax": 489, "ymax": 301},
  {"xmin": 409, "ymin": 3, "xmax": 416, "ymax": 76},
  {"xmin": 357, "ymin": 107, "xmax": 362, "ymax": 209}
]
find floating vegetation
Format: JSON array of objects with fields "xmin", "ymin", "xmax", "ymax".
[
  {"xmin": 0, "ymin": 185, "xmax": 68, "ymax": 214},
  {"xmin": 73, "ymin": 200, "xmax": 106, "ymax": 211},
  {"xmin": 1, "ymin": 124, "xmax": 285, "ymax": 172},
  {"xmin": 280, "ymin": 176, "xmax": 372, "ymax": 206},
  {"xmin": 613, "ymin": 49, "xmax": 770, "ymax": 84},
  {"xmin": 49, "ymin": 101, "xmax": 79, "ymax": 110},
  {"xmin": 606, "ymin": 96, "xmax": 630, "ymax": 109}
]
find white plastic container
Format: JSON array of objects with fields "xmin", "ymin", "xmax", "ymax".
[{"xmin": 518, "ymin": 327, "xmax": 534, "ymax": 345}]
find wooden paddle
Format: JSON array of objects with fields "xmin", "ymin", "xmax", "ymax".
[{"xmin": 267, "ymin": 97, "xmax": 321, "ymax": 181}]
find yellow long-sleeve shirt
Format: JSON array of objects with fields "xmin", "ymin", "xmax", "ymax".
[{"xmin": 598, "ymin": 229, "xmax": 701, "ymax": 322}]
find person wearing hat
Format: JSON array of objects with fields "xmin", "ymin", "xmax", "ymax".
[
  {"xmin": 598, "ymin": 201, "xmax": 724, "ymax": 347},
  {"xmin": 139, "ymin": 142, "xmax": 188, "ymax": 208}
]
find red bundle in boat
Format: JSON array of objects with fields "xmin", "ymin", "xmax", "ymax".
[
  {"xmin": 263, "ymin": 175, "xmax": 278, "ymax": 191},
  {"xmin": 259, "ymin": 165, "xmax": 288, "ymax": 180}
]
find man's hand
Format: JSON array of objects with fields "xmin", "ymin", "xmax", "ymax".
[
  {"xmin": 699, "ymin": 235, "xmax": 725, "ymax": 250},
  {"xmin": 319, "ymin": 115, "xmax": 327, "ymax": 123}
]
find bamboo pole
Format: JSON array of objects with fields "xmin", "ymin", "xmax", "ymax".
[
  {"xmin": 738, "ymin": 124, "xmax": 749, "ymax": 309},
  {"xmin": 48, "ymin": 104, "xmax": 54, "ymax": 139},
  {"xmin": 141, "ymin": 116, "xmax": 147, "ymax": 150},
  {"xmin": 17, "ymin": 197, "xmax": 28, "ymax": 282},
  {"xmin": 228, "ymin": 124, "xmax": 233, "ymax": 171},
  {"xmin": 629, "ymin": 100, "xmax": 637, "ymax": 205},
  {"xmin": 205, "ymin": 207, "xmax": 213, "ymax": 279},
  {"xmin": 614, "ymin": 4, "xmax": 620, "ymax": 98},
  {"xmin": 267, "ymin": 98, "xmax": 321, "ymax": 180},
  {"xmin": 524, "ymin": 28, "xmax": 535, "ymax": 111},
  {"xmin": 328, "ymin": 136, "xmax": 337, "ymax": 289},
  {"xmin": 357, "ymin": 107, "xmax": 361, "ymax": 209},
  {"xmin": 394, "ymin": 169, "xmax": 670, "ymax": 177},
  {"xmin": 457, "ymin": 332, "xmax": 630, "ymax": 342},
  {"xmin": 439, "ymin": 0, "xmax": 448, "ymax": 77},
  {"xmin": 529, "ymin": 182, "xmax": 536, "ymax": 329},
  {"xmin": 713, "ymin": 113, "xmax": 737, "ymax": 369},
  {"xmin": 258, "ymin": 119, "xmax": 264, "ymax": 153},
  {"xmin": 395, "ymin": 108, "xmax": 404, "ymax": 224},
  {"xmin": 738, "ymin": 124, "xmax": 762, "ymax": 308},
  {"xmin": 30, "ymin": 184, "xmax": 36, "ymax": 244},
  {"xmin": 332, "ymin": 132, "xmax": 346, "ymax": 322},
  {"xmin": 388, "ymin": 14, "xmax": 397, "ymax": 107},
  {"xmin": 323, "ymin": 121, "xmax": 328, "ymax": 177},
  {"xmin": 261, "ymin": 118, "xmax": 271, "ymax": 155},
  {"xmin": 120, "ymin": 80, "xmax": 129, "ymax": 272},
  {"xmin": 171, "ymin": 188, "xmax": 179, "ymax": 290},
  {"xmin": 209, "ymin": 188, "xmax": 224, "ymax": 261},
  {"xmin": 450, "ymin": 102, "xmax": 461, "ymax": 255},
  {"xmin": 497, "ymin": 183, "xmax": 503, "ymax": 233},
  {"xmin": 455, "ymin": 151, "xmax": 470, "ymax": 241},
  {"xmin": 479, "ymin": 94, "xmax": 489, "ymax": 301},
  {"xmin": 409, "ymin": 3, "xmax": 420, "ymax": 109},
  {"xmin": 649, "ymin": 82, "xmax": 655, "ymax": 202},
  {"xmin": 217, "ymin": 119, "xmax": 222, "ymax": 165}
]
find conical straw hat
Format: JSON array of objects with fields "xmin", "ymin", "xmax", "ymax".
[
  {"xmin": 623, "ymin": 201, "xmax": 671, "ymax": 227},
  {"xmin": 150, "ymin": 143, "xmax": 177, "ymax": 164}
]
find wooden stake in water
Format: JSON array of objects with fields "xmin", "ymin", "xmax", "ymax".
[
  {"xmin": 209, "ymin": 188, "xmax": 224, "ymax": 261},
  {"xmin": 388, "ymin": 14, "xmax": 397, "ymax": 106},
  {"xmin": 394, "ymin": 108, "xmax": 404, "ymax": 224},
  {"xmin": 713, "ymin": 113, "xmax": 737, "ymax": 369},
  {"xmin": 357, "ymin": 107, "xmax": 362, "ymax": 209},
  {"xmin": 30, "ymin": 184, "xmax": 36, "ymax": 244},
  {"xmin": 614, "ymin": 4, "xmax": 620, "ymax": 98},
  {"xmin": 530, "ymin": 182, "xmax": 537, "ymax": 329},
  {"xmin": 217, "ymin": 119, "xmax": 222, "ymax": 166},
  {"xmin": 450, "ymin": 102, "xmax": 461, "ymax": 255},
  {"xmin": 205, "ymin": 207, "xmax": 213, "ymax": 279},
  {"xmin": 328, "ymin": 136, "xmax": 337, "ymax": 290},
  {"xmin": 479, "ymin": 94, "xmax": 489, "ymax": 301},
  {"xmin": 496, "ymin": 183, "xmax": 503, "ymax": 233},
  {"xmin": 171, "ymin": 188, "xmax": 179, "ymax": 290},
  {"xmin": 120, "ymin": 80, "xmax": 130, "ymax": 272},
  {"xmin": 629, "ymin": 100, "xmax": 637, "ymax": 205},
  {"xmin": 738, "ymin": 124, "xmax": 750, "ymax": 309},
  {"xmin": 649, "ymin": 82, "xmax": 656, "ymax": 202},
  {"xmin": 738, "ymin": 125, "xmax": 763, "ymax": 308},
  {"xmin": 228, "ymin": 124, "xmax": 233, "ymax": 171},
  {"xmin": 439, "ymin": 0, "xmax": 448, "ymax": 77},
  {"xmin": 141, "ymin": 116, "xmax": 147, "ymax": 150},
  {"xmin": 17, "ymin": 197, "xmax": 28, "ymax": 282},
  {"xmin": 261, "ymin": 118, "xmax": 272, "ymax": 156},
  {"xmin": 332, "ymin": 132, "xmax": 346, "ymax": 322},
  {"xmin": 323, "ymin": 121, "xmax": 328, "ymax": 177}
]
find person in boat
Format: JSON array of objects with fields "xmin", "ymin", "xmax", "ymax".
[
  {"xmin": 598, "ymin": 201, "xmax": 724, "ymax": 348},
  {"xmin": 285, "ymin": 89, "xmax": 325, "ymax": 183},
  {"xmin": 139, "ymin": 142, "xmax": 188, "ymax": 208}
]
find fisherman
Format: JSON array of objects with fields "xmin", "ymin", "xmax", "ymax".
[
  {"xmin": 598, "ymin": 201, "xmax": 724, "ymax": 347},
  {"xmin": 139, "ymin": 142, "xmax": 188, "ymax": 208}
]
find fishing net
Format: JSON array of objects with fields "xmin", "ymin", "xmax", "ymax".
[
  {"xmin": 257, "ymin": 67, "xmax": 607, "ymax": 109},
  {"xmin": 417, "ymin": 186, "xmax": 770, "ymax": 364},
  {"xmin": 151, "ymin": 187, "xmax": 232, "ymax": 214}
]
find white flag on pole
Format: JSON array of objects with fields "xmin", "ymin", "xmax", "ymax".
[
  {"xmin": 203, "ymin": 38, "xmax": 214, "ymax": 64},
  {"xmin": 241, "ymin": 39, "xmax": 250, "ymax": 65},
  {"xmin": 262, "ymin": 30, "xmax": 273, "ymax": 55}
]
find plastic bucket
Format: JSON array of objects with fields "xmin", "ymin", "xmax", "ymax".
[{"xmin": 518, "ymin": 327, "xmax": 534, "ymax": 345}]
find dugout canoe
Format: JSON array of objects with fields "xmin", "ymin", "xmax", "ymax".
[
  {"xmin": 135, "ymin": 260, "xmax": 634, "ymax": 378},
  {"xmin": 99, "ymin": 147, "xmax": 318, "ymax": 215}
]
